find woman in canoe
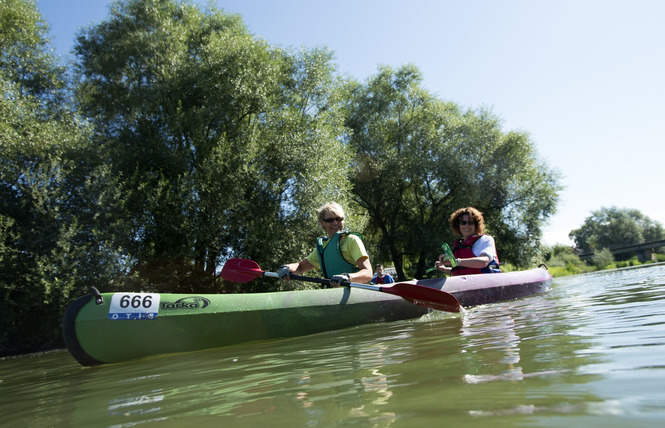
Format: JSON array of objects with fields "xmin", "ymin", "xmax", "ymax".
[
  {"xmin": 278, "ymin": 202, "xmax": 373, "ymax": 286},
  {"xmin": 434, "ymin": 206, "xmax": 501, "ymax": 276}
]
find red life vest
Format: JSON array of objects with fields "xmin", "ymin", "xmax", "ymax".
[
  {"xmin": 371, "ymin": 274, "xmax": 394, "ymax": 284},
  {"xmin": 451, "ymin": 235, "xmax": 500, "ymax": 276}
]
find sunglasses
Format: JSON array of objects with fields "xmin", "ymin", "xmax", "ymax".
[
  {"xmin": 323, "ymin": 217, "xmax": 344, "ymax": 223},
  {"xmin": 459, "ymin": 220, "xmax": 475, "ymax": 225}
]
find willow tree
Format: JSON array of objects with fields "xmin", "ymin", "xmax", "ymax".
[
  {"xmin": 343, "ymin": 65, "xmax": 561, "ymax": 279},
  {"xmin": 1, "ymin": 0, "xmax": 118, "ymax": 355},
  {"xmin": 74, "ymin": 0, "xmax": 352, "ymax": 292}
]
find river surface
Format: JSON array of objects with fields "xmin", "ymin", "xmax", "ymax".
[{"xmin": 2, "ymin": 265, "xmax": 665, "ymax": 427}]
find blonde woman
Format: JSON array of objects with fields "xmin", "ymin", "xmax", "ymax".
[{"xmin": 278, "ymin": 202, "xmax": 373, "ymax": 286}]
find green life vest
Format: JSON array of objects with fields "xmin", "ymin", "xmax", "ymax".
[{"xmin": 316, "ymin": 231, "xmax": 362, "ymax": 278}]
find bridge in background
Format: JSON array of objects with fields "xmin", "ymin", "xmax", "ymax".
[{"xmin": 578, "ymin": 239, "xmax": 665, "ymax": 261}]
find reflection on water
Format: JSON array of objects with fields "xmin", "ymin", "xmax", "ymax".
[{"xmin": 2, "ymin": 265, "xmax": 665, "ymax": 427}]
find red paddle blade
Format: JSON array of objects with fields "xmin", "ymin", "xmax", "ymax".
[
  {"xmin": 221, "ymin": 258, "xmax": 265, "ymax": 283},
  {"xmin": 386, "ymin": 283, "xmax": 461, "ymax": 313}
]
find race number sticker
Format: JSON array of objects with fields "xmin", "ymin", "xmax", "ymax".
[{"xmin": 109, "ymin": 293, "xmax": 160, "ymax": 320}]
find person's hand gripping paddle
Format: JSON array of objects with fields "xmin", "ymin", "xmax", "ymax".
[{"xmin": 221, "ymin": 258, "xmax": 461, "ymax": 313}]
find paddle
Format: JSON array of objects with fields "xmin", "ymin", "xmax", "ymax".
[{"xmin": 221, "ymin": 258, "xmax": 461, "ymax": 313}]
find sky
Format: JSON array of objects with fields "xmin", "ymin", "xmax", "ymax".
[{"xmin": 37, "ymin": 0, "xmax": 665, "ymax": 246}]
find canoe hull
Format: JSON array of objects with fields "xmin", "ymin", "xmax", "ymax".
[
  {"xmin": 63, "ymin": 287, "xmax": 428, "ymax": 366},
  {"xmin": 414, "ymin": 265, "xmax": 552, "ymax": 307},
  {"xmin": 63, "ymin": 267, "xmax": 552, "ymax": 365}
]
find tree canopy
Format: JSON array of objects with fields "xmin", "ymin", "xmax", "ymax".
[
  {"xmin": 343, "ymin": 65, "xmax": 561, "ymax": 279},
  {"xmin": 74, "ymin": 0, "xmax": 354, "ymax": 292},
  {"xmin": 569, "ymin": 206, "xmax": 665, "ymax": 253},
  {"xmin": 1, "ymin": 0, "xmax": 108, "ymax": 354},
  {"xmin": 1, "ymin": 0, "xmax": 564, "ymax": 356}
]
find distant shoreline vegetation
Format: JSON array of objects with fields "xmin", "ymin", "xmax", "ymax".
[{"xmin": 540, "ymin": 246, "xmax": 665, "ymax": 277}]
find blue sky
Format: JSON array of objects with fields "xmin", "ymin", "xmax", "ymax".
[{"xmin": 37, "ymin": 0, "xmax": 665, "ymax": 246}]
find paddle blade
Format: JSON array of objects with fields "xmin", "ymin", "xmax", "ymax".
[
  {"xmin": 221, "ymin": 258, "xmax": 265, "ymax": 283},
  {"xmin": 385, "ymin": 283, "xmax": 461, "ymax": 313}
]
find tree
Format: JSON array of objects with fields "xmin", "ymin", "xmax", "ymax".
[
  {"xmin": 0, "ymin": 0, "xmax": 66, "ymax": 104},
  {"xmin": 74, "ymin": 0, "xmax": 353, "ymax": 292},
  {"xmin": 342, "ymin": 65, "xmax": 561, "ymax": 279},
  {"xmin": 544, "ymin": 244, "xmax": 585, "ymax": 269},
  {"xmin": 591, "ymin": 248, "xmax": 614, "ymax": 269},
  {"xmin": 569, "ymin": 206, "xmax": 665, "ymax": 253},
  {"xmin": 1, "ymin": 0, "xmax": 121, "ymax": 355}
]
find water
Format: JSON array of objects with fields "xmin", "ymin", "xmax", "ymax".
[{"xmin": 2, "ymin": 265, "xmax": 665, "ymax": 427}]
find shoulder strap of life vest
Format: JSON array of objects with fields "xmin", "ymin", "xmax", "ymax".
[{"xmin": 316, "ymin": 231, "xmax": 361, "ymax": 278}]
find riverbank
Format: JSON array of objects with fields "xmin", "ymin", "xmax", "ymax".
[{"xmin": 548, "ymin": 259, "xmax": 665, "ymax": 278}]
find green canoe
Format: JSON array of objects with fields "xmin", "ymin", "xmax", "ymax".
[{"xmin": 63, "ymin": 267, "xmax": 552, "ymax": 366}]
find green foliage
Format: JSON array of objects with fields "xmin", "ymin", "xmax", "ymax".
[
  {"xmin": 0, "ymin": 0, "xmax": 68, "ymax": 109},
  {"xmin": 1, "ymin": 0, "xmax": 569, "ymax": 356},
  {"xmin": 591, "ymin": 247, "xmax": 615, "ymax": 270},
  {"xmin": 541, "ymin": 244, "xmax": 592, "ymax": 277},
  {"xmin": 570, "ymin": 206, "xmax": 665, "ymax": 253},
  {"xmin": 342, "ymin": 65, "xmax": 562, "ymax": 279},
  {"xmin": 539, "ymin": 244, "xmax": 662, "ymax": 276},
  {"xmin": 0, "ymin": 0, "xmax": 125, "ymax": 355},
  {"xmin": 74, "ymin": 0, "xmax": 354, "ymax": 292}
]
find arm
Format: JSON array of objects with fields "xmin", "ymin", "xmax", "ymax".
[
  {"xmin": 349, "ymin": 257, "xmax": 373, "ymax": 284},
  {"xmin": 462, "ymin": 235, "xmax": 495, "ymax": 268},
  {"xmin": 454, "ymin": 255, "xmax": 491, "ymax": 269},
  {"xmin": 280, "ymin": 258, "xmax": 316, "ymax": 280},
  {"xmin": 341, "ymin": 234, "xmax": 373, "ymax": 283},
  {"xmin": 290, "ymin": 258, "xmax": 316, "ymax": 275},
  {"xmin": 434, "ymin": 248, "xmax": 491, "ymax": 271}
]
